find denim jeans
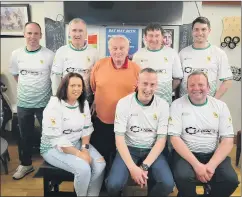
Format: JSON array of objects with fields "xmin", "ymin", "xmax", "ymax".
[
  {"xmin": 17, "ymin": 106, "xmax": 44, "ymax": 166},
  {"xmin": 42, "ymin": 141, "xmax": 106, "ymax": 196},
  {"xmin": 172, "ymin": 151, "xmax": 239, "ymax": 197},
  {"xmin": 105, "ymin": 146, "xmax": 174, "ymax": 197}
]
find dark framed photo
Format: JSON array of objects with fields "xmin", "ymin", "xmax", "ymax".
[
  {"xmin": 1, "ymin": 4, "xmax": 31, "ymax": 37},
  {"xmin": 142, "ymin": 28, "xmax": 174, "ymax": 48}
]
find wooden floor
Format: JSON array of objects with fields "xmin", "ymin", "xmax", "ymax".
[{"xmin": 1, "ymin": 138, "xmax": 241, "ymax": 196}]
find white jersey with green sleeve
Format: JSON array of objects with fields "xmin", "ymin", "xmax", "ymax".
[
  {"xmin": 51, "ymin": 44, "xmax": 99, "ymax": 103},
  {"xmin": 133, "ymin": 46, "xmax": 183, "ymax": 105},
  {"xmin": 9, "ymin": 46, "xmax": 54, "ymax": 108},
  {"xmin": 114, "ymin": 92, "xmax": 169, "ymax": 149},
  {"xmin": 168, "ymin": 95, "xmax": 234, "ymax": 153},
  {"xmin": 179, "ymin": 44, "xmax": 233, "ymax": 97}
]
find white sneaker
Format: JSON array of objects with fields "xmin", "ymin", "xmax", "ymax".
[{"xmin": 12, "ymin": 165, "xmax": 34, "ymax": 180}]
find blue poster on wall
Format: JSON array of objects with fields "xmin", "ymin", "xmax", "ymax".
[{"xmin": 106, "ymin": 28, "xmax": 139, "ymax": 59}]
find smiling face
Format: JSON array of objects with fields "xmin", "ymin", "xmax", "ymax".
[
  {"xmin": 187, "ymin": 74, "xmax": 209, "ymax": 103},
  {"xmin": 67, "ymin": 76, "xmax": 83, "ymax": 103},
  {"xmin": 69, "ymin": 21, "xmax": 87, "ymax": 47},
  {"xmin": 192, "ymin": 22, "xmax": 211, "ymax": 44},
  {"xmin": 145, "ymin": 29, "xmax": 163, "ymax": 50},
  {"xmin": 24, "ymin": 23, "xmax": 42, "ymax": 49},
  {"xmin": 109, "ymin": 37, "xmax": 129, "ymax": 66},
  {"xmin": 137, "ymin": 72, "xmax": 157, "ymax": 104}
]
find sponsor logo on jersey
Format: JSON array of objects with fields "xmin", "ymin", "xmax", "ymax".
[
  {"xmin": 20, "ymin": 69, "xmax": 43, "ymax": 76},
  {"xmin": 184, "ymin": 67, "xmax": 208, "ymax": 74},
  {"xmin": 213, "ymin": 112, "xmax": 218, "ymax": 118},
  {"xmin": 156, "ymin": 69, "xmax": 167, "ymax": 74},
  {"xmin": 40, "ymin": 60, "xmax": 44, "ymax": 64},
  {"xmin": 130, "ymin": 126, "xmax": 154, "ymax": 133},
  {"xmin": 185, "ymin": 127, "xmax": 218, "ymax": 135},
  {"xmin": 184, "ymin": 57, "xmax": 192, "ymax": 60}
]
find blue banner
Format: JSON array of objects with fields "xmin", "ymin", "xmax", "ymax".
[{"xmin": 106, "ymin": 28, "xmax": 139, "ymax": 58}]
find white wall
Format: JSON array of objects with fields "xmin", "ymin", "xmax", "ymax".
[{"xmin": 202, "ymin": 4, "xmax": 241, "ymax": 133}]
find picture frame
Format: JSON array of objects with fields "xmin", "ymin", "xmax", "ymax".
[
  {"xmin": 0, "ymin": 4, "xmax": 31, "ymax": 37},
  {"xmin": 141, "ymin": 28, "xmax": 174, "ymax": 48}
]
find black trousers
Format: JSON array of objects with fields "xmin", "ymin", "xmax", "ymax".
[
  {"xmin": 17, "ymin": 107, "xmax": 44, "ymax": 166},
  {"xmin": 90, "ymin": 117, "xmax": 116, "ymax": 173},
  {"xmin": 172, "ymin": 151, "xmax": 239, "ymax": 197}
]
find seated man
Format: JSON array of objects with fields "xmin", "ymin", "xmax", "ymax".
[
  {"xmin": 106, "ymin": 68, "xmax": 174, "ymax": 197},
  {"xmin": 168, "ymin": 71, "xmax": 239, "ymax": 197}
]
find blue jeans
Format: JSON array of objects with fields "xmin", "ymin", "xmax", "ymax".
[
  {"xmin": 42, "ymin": 141, "xmax": 106, "ymax": 196},
  {"xmin": 106, "ymin": 146, "xmax": 174, "ymax": 197}
]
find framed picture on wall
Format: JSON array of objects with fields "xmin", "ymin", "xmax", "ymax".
[
  {"xmin": 0, "ymin": 4, "xmax": 31, "ymax": 37},
  {"xmin": 141, "ymin": 28, "xmax": 174, "ymax": 48}
]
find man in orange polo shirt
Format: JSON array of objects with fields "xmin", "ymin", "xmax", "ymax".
[{"xmin": 90, "ymin": 35, "xmax": 140, "ymax": 171}]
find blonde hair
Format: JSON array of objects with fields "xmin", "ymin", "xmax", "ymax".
[
  {"xmin": 108, "ymin": 35, "xmax": 130, "ymax": 49},
  {"xmin": 68, "ymin": 18, "xmax": 87, "ymax": 26}
]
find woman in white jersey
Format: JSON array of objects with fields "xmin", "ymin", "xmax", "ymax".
[{"xmin": 40, "ymin": 73, "xmax": 105, "ymax": 196}]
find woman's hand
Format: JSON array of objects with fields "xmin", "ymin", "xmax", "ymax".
[{"xmin": 76, "ymin": 149, "xmax": 92, "ymax": 164}]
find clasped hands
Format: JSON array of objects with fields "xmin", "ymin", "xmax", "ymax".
[
  {"xmin": 193, "ymin": 162, "xmax": 216, "ymax": 183},
  {"xmin": 129, "ymin": 165, "xmax": 149, "ymax": 188}
]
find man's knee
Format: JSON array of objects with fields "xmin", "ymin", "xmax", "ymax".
[
  {"xmin": 222, "ymin": 170, "xmax": 240, "ymax": 188},
  {"xmin": 105, "ymin": 176, "xmax": 123, "ymax": 196},
  {"xmin": 95, "ymin": 157, "xmax": 106, "ymax": 173}
]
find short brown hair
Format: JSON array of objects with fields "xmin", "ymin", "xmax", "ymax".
[
  {"xmin": 24, "ymin": 22, "xmax": 42, "ymax": 33},
  {"xmin": 192, "ymin": 17, "xmax": 211, "ymax": 29},
  {"xmin": 187, "ymin": 71, "xmax": 209, "ymax": 87}
]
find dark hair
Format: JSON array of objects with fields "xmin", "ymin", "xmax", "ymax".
[
  {"xmin": 187, "ymin": 70, "xmax": 209, "ymax": 87},
  {"xmin": 144, "ymin": 23, "xmax": 164, "ymax": 36},
  {"xmin": 192, "ymin": 17, "xmax": 211, "ymax": 29},
  {"xmin": 140, "ymin": 67, "xmax": 157, "ymax": 74},
  {"xmin": 24, "ymin": 22, "xmax": 42, "ymax": 33},
  {"xmin": 56, "ymin": 73, "xmax": 87, "ymax": 113}
]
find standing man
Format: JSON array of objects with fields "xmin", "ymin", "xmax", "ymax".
[
  {"xmin": 51, "ymin": 18, "xmax": 98, "ymax": 104},
  {"xmin": 9, "ymin": 22, "xmax": 54, "ymax": 180},
  {"xmin": 106, "ymin": 68, "xmax": 174, "ymax": 197},
  {"xmin": 90, "ymin": 35, "xmax": 140, "ymax": 170},
  {"xmin": 168, "ymin": 71, "xmax": 239, "ymax": 197},
  {"xmin": 133, "ymin": 23, "xmax": 183, "ymax": 106},
  {"xmin": 179, "ymin": 16, "xmax": 233, "ymax": 99}
]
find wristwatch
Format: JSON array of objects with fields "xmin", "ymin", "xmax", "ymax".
[
  {"xmin": 81, "ymin": 144, "xmax": 90, "ymax": 150},
  {"xmin": 140, "ymin": 163, "xmax": 149, "ymax": 171}
]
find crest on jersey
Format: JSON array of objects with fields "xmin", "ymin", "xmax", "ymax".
[
  {"xmin": 228, "ymin": 117, "xmax": 232, "ymax": 123},
  {"xmin": 168, "ymin": 116, "xmax": 172, "ymax": 123},
  {"xmin": 87, "ymin": 56, "xmax": 91, "ymax": 62},
  {"xmin": 153, "ymin": 113, "xmax": 157, "ymax": 120},
  {"xmin": 213, "ymin": 112, "xmax": 218, "ymax": 118},
  {"xmin": 40, "ymin": 60, "xmax": 44, "ymax": 64},
  {"xmin": 207, "ymin": 56, "xmax": 211, "ymax": 61},
  {"xmin": 50, "ymin": 118, "xmax": 56, "ymax": 126},
  {"xmin": 164, "ymin": 57, "xmax": 168, "ymax": 62}
]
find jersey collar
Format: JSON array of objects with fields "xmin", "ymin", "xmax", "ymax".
[
  {"xmin": 111, "ymin": 56, "xmax": 129, "ymax": 69},
  {"xmin": 135, "ymin": 91, "xmax": 154, "ymax": 107},
  {"xmin": 25, "ymin": 46, "xmax": 42, "ymax": 54},
  {"xmin": 188, "ymin": 95, "xmax": 208, "ymax": 106}
]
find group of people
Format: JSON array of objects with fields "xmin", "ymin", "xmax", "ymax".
[{"xmin": 8, "ymin": 16, "xmax": 239, "ymax": 197}]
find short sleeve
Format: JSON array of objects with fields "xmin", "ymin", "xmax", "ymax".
[
  {"xmin": 218, "ymin": 50, "xmax": 233, "ymax": 81},
  {"xmin": 157, "ymin": 100, "xmax": 169, "ymax": 138},
  {"xmin": 168, "ymin": 100, "xmax": 183, "ymax": 136},
  {"xmin": 219, "ymin": 103, "xmax": 234, "ymax": 137},
  {"xmin": 82, "ymin": 101, "xmax": 94, "ymax": 137},
  {"xmin": 172, "ymin": 51, "xmax": 183, "ymax": 79},
  {"xmin": 9, "ymin": 50, "xmax": 19, "ymax": 75},
  {"xmin": 114, "ymin": 99, "xmax": 129, "ymax": 136},
  {"xmin": 42, "ymin": 97, "xmax": 73, "ymax": 151}
]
